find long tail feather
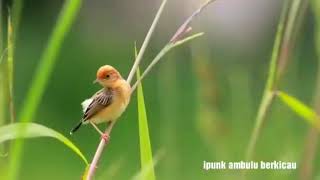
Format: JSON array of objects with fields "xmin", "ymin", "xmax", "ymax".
[{"xmin": 70, "ymin": 121, "xmax": 83, "ymax": 135}]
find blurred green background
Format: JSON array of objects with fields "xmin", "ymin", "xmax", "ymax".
[{"xmin": 1, "ymin": 0, "xmax": 320, "ymax": 179}]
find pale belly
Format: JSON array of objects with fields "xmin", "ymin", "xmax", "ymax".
[
  {"xmin": 82, "ymin": 81, "xmax": 131, "ymax": 124},
  {"xmin": 90, "ymin": 99, "xmax": 128, "ymax": 124}
]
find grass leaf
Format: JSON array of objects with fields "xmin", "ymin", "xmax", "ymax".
[
  {"xmin": 8, "ymin": 1, "xmax": 82, "ymax": 179},
  {"xmin": 19, "ymin": 0, "xmax": 82, "ymax": 123},
  {"xmin": 245, "ymin": 0, "xmax": 290, "ymax": 162},
  {"xmin": 7, "ymin": 12, "xmax": 15, "ymax": 123},
  {"xmin": 135, "ymin": 46, "xmax": 155, "ymax": 180},
  {"xmin": 131, "ymin": 32, "xmax": 204, "ymax": 91},
  {"xmin": 81, "ymin": 165, "xmax": 90, "ymax": 180},
  {"xmin": 277, "ymin": 91, "xmax": 320, "ymax": 130},
  {"xmin": 0, "ymin": 123, "xmax": 88, "ymax": 165}
]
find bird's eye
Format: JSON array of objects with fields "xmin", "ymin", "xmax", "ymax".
[{"xmin": 106, "ymin": 74, "xmax": 110, "ymax": 79}]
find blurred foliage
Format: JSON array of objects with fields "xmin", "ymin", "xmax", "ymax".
[
  {"xmin": 0, "ymin": 0, "xmax": 319, "ymax": 180},
  {"xmin": 0, "ymin": 122, "xmax": 88, "ymax": 165},
  {"xmin": 277, "ymin": 91, "xmax": 320, "ymax": 131}
]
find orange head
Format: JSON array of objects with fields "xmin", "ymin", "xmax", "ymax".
[{"xmin": 94, "ymin": 65, "xmax": 122, "ymax": 87}]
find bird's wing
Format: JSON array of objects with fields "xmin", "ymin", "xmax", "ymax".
[
  {"xmin": 82, "ymin": 88, "xmax": 113, "ymax": 121},
  {"xmin": 81, "ymin": 98, "xmax": 93, "ymax": 112}
]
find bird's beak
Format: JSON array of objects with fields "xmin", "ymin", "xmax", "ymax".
[{"xmin": 93, "ymin": 79, "xmax": 99, "ymax": 84}]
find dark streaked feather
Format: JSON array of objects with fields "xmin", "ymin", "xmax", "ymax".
[
  {"xmin": 70, "ymin": 121, "xmax": 82, "ymax": 134},
  {"xmin": 82, "ymin": 88, "xmax": 113, "ymax": 121}
]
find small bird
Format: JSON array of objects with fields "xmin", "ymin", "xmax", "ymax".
[{"xmin": 70, "ymin": 65, "xmax": 131, "ymax": 141}]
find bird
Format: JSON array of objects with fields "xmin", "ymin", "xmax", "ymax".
[{"xmin": 70, "ymin": 65, "xmax": 131, "ymax": 141}]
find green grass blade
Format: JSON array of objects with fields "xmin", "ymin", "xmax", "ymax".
[
  {"xmin": 299, "ymin": 1, "xmax": 320, "ymax": 178},
  {"xmin": 135, "ymin": 46, "xmax": 155, "ymax": 180},
  {"xmin": 277, "ymin": 91, "xmax": 320, "ymax": 130},
  {"xmin": 19, "ymin": 0, "xmax": 81, "ymax": 123},
  {"xmin": 245, "ymin": 0, "xmax": 290, "ymax": 162},
  {"xmin": 11, "ymin": 0, "xmax": 23, "ymax": 36},
  {"xmin": 313, "ymin": 0, "xmax": 320, "ymax": 58},
  {"xmin": 7, "ymin": 0, "xmax": 24, "ymax": 122},
  {"xmin": 8, "ymin": 1, "xmax": 82, "ymax": 179},
  {"xmin": 131, "ymin": 32, "xmax": 204, "ymax": 91},
  {"xmin": 171, "ymin": 32, "xmax": 204, "ymax": 48},
  {"xmin": 7, "ymin": 13, "xmax": 15, "ymax": 123},
  {"xmin": 0, "ymin": 123, "xmax": 88, "ymax": 165}
]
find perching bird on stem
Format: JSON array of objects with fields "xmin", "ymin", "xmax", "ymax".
[{"xmin": 70, "ymin": 65, "xmax": 131, "ymax": 141}]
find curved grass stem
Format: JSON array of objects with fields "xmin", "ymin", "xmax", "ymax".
[
  {"xmin": 245, "ymin": 0, "xmax": 307, "ymax": 166},
  {"xmin": 126, "ymin": 0, "xmax": 167, "ymax": 84},
  {"xmin": 87, "ymin": 1, "xmax": 215, "ymax": 179},
  {"xmin": 8, "ymin": 1, "xmax": 82, "ymax": 179},
  {"xmin": 299, "ymin": 1, "xmax": 320, "ymax": 179},
  {"xmin": 245, "ymin": 0, "xmax": 289, "ymax": 162},
  {"xmin": 131, "ymin": 33, "xmax": 204, "ymax": 92}
]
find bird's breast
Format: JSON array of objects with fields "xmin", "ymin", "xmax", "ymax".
[
  {"xmin": 91, "ymin": 93, "xmax": 129, "ymax": 124},
  {"xmin": 90, "ymin": 80, "xmax": 131, "ymax": 124}
]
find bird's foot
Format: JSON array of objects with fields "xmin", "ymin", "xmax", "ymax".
[{"xmin": 101, "ymin": 133, "xmax": 110, "ymax": 142}]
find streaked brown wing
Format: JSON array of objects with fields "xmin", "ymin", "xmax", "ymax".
[{"xmin": 82, "ymin": 88, "xmax": 113, "ymax": 121}]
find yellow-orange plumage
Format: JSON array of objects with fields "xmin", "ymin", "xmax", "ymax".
[{"xmin": 70, "ymin": 65, "xmax": 131, "ymax": 135}]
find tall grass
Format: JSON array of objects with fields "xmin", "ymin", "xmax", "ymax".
[
  {"xmin": 246, "ymin": 0, "xmax": 308, "ymax": 179},
  {"xmin": 86, "ymin": 1, "xmax": 168, "ymax": 178},
  {"xmin": 126, "ymin": 0, "xmax": 167, "ymax": 84},
  {"xmin": 86, "ymin": 1, "xmax": 215, "ymax": 179},
  {"xmin": 0, "ymin": 0, "xmax": 23, "ymax": 159},
  {"xmin": 8, "ymin": 0, "xmax": 82, "ymax": 179},
  {"xmin": 7, "ymin": 13, "xmax": 14, "ymax": 123},
  {"xmin": 245, "ymin": 0, "xmax": 289, "ymax": 161},
  {"xmin": 245, "ymin": 0, "xmax": 308, "ymax": 161},
  {"xmin": 0, "ymin": 1, "xmax": 5, "ymax": 154},
  {"xmin": 0, "ymin": 122, "xmax": 88, "ymax": 164},
  {"xmin": 0, "ymin": 0, "xmax": 215, "ymax": 179},
  {"xmin": 136, "ymin": 66, "xmax": 155, "ymax": 180},
  {"xmin": 299, "ymin": 1, "xmax": 320, "ymax": 179},
  {"xmin": 7, "ymin": 0, "xmax": 23, "ymax": 124}
]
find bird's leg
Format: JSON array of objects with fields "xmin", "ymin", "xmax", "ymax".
[{"xmin": 89, "ymin": 121, "xmax": 110, "ymax": 142}]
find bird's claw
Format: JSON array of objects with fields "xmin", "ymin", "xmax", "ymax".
[{"xmin": 101, "ymin": 133, "xmax": 110, "ymax": 142}]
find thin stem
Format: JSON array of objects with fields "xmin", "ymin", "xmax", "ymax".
[
  {"xmin": 6, "ymin": 0, "xmax": 23, "ymax": 124},
  {"xmin": 0, "ymin": 1, "xmax": 3, "ymax": 57},
  {"xmin": 0, "ymin": 48, "xmax": 8, "ymax": 65},
  {"xmin": 246, "ymin": 0, "xmax": 306, "ymax": 167},
  {"xmin": 89, "ymin": 121, "xmax": 104, "ymax": 136},
  {"xmin": 126, "ymin": 0, "xmax": 167, "ymax": 84},
  {"xmin": 245, "ymin": 0, "xmax": 289, "ymax": 161},
  {"xmin": 87, "ymin": 0, "xmax": 214, "ymax": 179},
  {"xmin": 86, "ymin": 1, "xmax": 167, "ymax": 179},
  {"xmin": 277, "ymin": 0, "xmax": 307, "ymax": 82},
  {"xmin": 11, "ymin": 0, "xmax": 23, "ymax": 35},
  {"xmin": 245, "ymin": 91, "xmax": 275, "ymax": 159},
  {"xmin": 131, "ymin": 0, "xmax": 215, "ymax": 90},
  {"xmin": 299, "ymin": 0, "xmax": 320, "ymax": 179},
  {"xmin": 86, "ymin": 121, "xmax": 115, "ymax": 180},
  {"xmin": 131, "ymin": 33, "xmax": 204, "ymax": 92},
  {"xmin": 18, "ymin": 0, "xmax": 81, "ymax": 123},
  {"xmin": 7, "ymin": 13, "xmax": 15, "ymax": 123},
  {"xmin": 8, "ymin": 1, "xmax": 82, "ymax": 179},
  {"xmin": 170, "ymin": 0, "xmax": 215, "ymax": 43},
  {"xmin": 0, "ymin": 0, "xmax": 5, "ymax": 157}
]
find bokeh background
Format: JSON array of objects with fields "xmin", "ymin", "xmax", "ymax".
[{"xmin": 0, "ymin": 0, "xmax": 319, "ymax": 179}]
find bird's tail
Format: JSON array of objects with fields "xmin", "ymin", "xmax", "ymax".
[{"xmin": 70, "ymin": 121, "xmax": 83, "ymax": 135}]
